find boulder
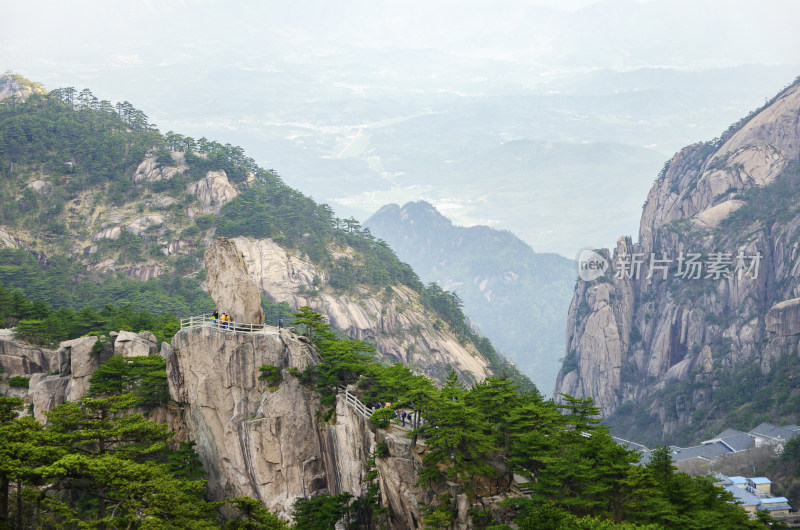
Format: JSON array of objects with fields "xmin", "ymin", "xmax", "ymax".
[
  {"xmin": 114, "ymin": 330, "xmax": 158, "ymax": 357},
  {"xmin": 31, "ymin": 375, "xmax": 69, "ymax": 423},
  {"xmin": 204, "ymin": 237, "xmax": 265, "ymax": 325},
  {"xmin": 765, "ymin": 298, "xmax": 800, "ymax": 337},
  {"xmin": 62, "ymin": 336, "xmax": 99, "ymax": 378},
  {"xmin": 187, "ymin": 169, "xmax": 239, "ymax": 214}
]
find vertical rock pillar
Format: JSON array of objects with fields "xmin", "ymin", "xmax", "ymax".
[{"xmin": 204, "ymin": 237, "xmax": 265, "ymax": 325}]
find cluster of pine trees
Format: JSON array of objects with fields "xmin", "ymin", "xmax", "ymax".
[
  {"xmin": 285, "ymin": 307, "xmax": 781, "ymax": 529},
  {"xmin": 0, "ymin": 280, "xmax": 181, "ymax": 348},
  {"xmin": 0, "ymin": 366, "xmax": 293, "ymax": 528},
  {"xmin": 0, "ymin": 299, "xmax": 788, "ymax": 528}
]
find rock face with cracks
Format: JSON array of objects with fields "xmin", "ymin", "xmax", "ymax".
[
  {"xmin": 166, "ymin": 326, "xmax": 375, "ymax": 519},
  {"xmin": 204, "ymin": 237, "xmax": 265, "ymax": 325},
  {"xmin": 230, "ymin": 236, "xmax": 492, "ymax": 385},
  {"xmin": 555, "ymin": 80, "xmax": 800, "ymax": 440}
]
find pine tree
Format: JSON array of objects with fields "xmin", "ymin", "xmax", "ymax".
[
  {"xmin": 418, "ymin": 371, "xmax": 496, "ymax": 489},
  {"xmin": 39, "ymin": 394, "xmax": 220, "ymax": 527}
]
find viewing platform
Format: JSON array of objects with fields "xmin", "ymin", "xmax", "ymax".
[{"xmin": 179, "ymin": 313, "xmax": 280, "ymax": 335}]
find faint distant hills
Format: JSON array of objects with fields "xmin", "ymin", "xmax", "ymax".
[{"xmin": 365, "ymin": 201, "xmax": 575, "ymax": 392}]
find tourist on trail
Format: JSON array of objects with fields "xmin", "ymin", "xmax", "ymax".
[
  {"xmin": 278, "ymin": 317, "xmax": 284, "ymax": 331},
  {"xmin": 212, "ymin": 310, "xmax": 219, "ymax": 327},
  {"xmin": 226, "ymin": 314, "xmax": 232, "ymax": 330},
  {"xmin": 400, "ymin": 410, "xmax": 407, "ymax": 426}
]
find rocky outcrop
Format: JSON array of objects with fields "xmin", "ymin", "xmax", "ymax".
[
  {"xmin": 555, "ymin": 79, "xmax": 800, "ymax": 439},
  {"xmin": 187, "ymin": 170, "xmax": 239, "ymax": 214},
  {"xmin": 134, "ymin": 150, "xmax": 187, "ymax": 183},
  {"xmin": 167, "ymin": 326, "xmax": 374, "ymax": 519},
  {"xmin": 114, "ymin": 331, "xmax": 158, "ymax": 357},
  {"xmin": 127, "ymin": 264, "xmax": 163, "ymax": 281},
  {"xmin": 93, "ymin": 226, "xmax": 122, "ymax": 241},
  {"xmin": 61, "ymin": 336, "xmax": 100, "ymax": 402},
  {"xmin": 26, "ymin": 179, "xmax": 50, "ymax": 195},
  {"xmin": 30, "ymin": 374, "xmax": 70, "ymax": 422},
  {"xmin": 765, "ymin": 298, "xmax": 800, "ymax": 338},
  {"xmin": 204, "ymin": 237, "xmax": 265, "ymax": 325},
  {"xmin": 0, "ymin": 227, "xmax": 21, "ymax": 249},
  {"xmin": 0, "ymin": 335, "xmax": 60, "ymax": 375},
  {"xmin": 0, "ymin": 74, "xmax": 44, "ymax": 103},
  {"xmin": 375, "ymin": 429, "xmax": 431, "ymax": 528},
  {"xmin": 231, "ymin": 236, "xmax": 492, "ymax": 383},
  {"xmin": 126, "ymin": 214, "xmax": 165, "ymax": 236},
  {"xmin": 0, "ymin": 333, "xmax": 106, "ymax": 419}
]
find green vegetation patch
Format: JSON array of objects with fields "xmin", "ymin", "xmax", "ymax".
[{"xmin": 8, "ymin": 375, "xmax": 29, "ymax": 388}]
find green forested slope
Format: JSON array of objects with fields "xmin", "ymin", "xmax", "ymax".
[{"xmin": 0, "ymin": 75, "xmax": 528, "ymax": 387}]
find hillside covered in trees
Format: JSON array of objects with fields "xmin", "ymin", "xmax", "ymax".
[
  {"xmin": 0, "ymin": 286, "xmax": 787, "ymax": 528},
  {"xmin": 0, "ymin": 73, "xmax": 526, "ymax": 388}
]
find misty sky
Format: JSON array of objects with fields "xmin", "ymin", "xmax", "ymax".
[{"xmin": 3, "ymin": 0, "xmax": 800, "ymax": 256}]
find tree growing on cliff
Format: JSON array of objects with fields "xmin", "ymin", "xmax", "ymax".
[{"xmin": 0, "ymin": 394, "xmax": 222, "ymax": 528}]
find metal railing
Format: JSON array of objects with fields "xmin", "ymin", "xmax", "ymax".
[
  {"xmin": 342, "ymin": 387, "xmax": 373, "ymax": 420},
  {"xmin": 179, "ymin": 313, "xmax": 272, "ymax": 334},
  {"xmin": 339, "ymin": 386, "xmax": 424, "ymax": 429}
]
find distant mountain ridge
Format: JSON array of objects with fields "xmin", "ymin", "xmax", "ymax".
[{"xmin": 365, "ymin": 201, "xmax": 574, "ymax": 392}]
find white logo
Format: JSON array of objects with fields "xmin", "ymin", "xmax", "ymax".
[{"xmin": 577, "ymin": 249, "xmax": 609, "ymax": 282}]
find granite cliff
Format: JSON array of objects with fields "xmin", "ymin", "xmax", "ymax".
[
  {"xmin": 555, "ymin": 78, "xmax": 800, "ymax": 444},
  {"xmin": 227, "ymin": 236, "xmax": 494, "ymax": 384}
]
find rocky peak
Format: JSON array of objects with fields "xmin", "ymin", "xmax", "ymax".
[
  {"xmin": 187, "ymin": 169, "xmax": 240, "ymax": 214},
  {"xmin": 204, "ymin": 237, "xmax": 265, "ymax": 325},
  {"xmin": 555, "ymin": 78, "xmax": 800, "ymax": 442},
  {"xmin": 0, "ymin": 73, "xmax": 44, "ymax": 103},
  {"xmin": 639, "ymin": 82, "xmax": 800, "ymax": 252}
]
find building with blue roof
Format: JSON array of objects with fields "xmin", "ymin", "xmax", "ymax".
[{"xmin": 715, "ymin": 474, "xmax": 794, "ymax": 520}]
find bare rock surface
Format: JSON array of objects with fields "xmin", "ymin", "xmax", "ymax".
[
  {"xmin": 205, "ymin": 237, "xmax": 265, "ymax": 325},
  {"xmin": 187, "ymin": 169, "xmax": 239, "ymax": 214},
  {"xmin": 0, "ymin": 335, "xmax": 59, "ymax": 375},
  {"xmin": 0, "ymin": 227, "xmax": 21, "ymax": 249},
  {"xmin": 134, "ymin": 150, "xmax": 187, "ymax": 183},
  {"xmin": 127, "ymin": 264, "xmax": 163, "ymax": 281},
  {"xmin": 63, "ymin": 336, "xmax": 100, "ymax": 401},
  {"xmin": 127, "ymin": 214, "xmax": 165, "ymax": 236},
  {"xmin": 168, "ymin": 326, "xmax": 370, "ymax": 519},
  {"xmin": 0, "ymin": 74, "xmax": 43, "ymax": 102},
  {"xmin": 93, "ymin": 226, "xmax": 122, "ymax": 241},
  {"xmin": 114, "ymin": 330, "xmax": 158, "ymax": 357},
  {"xmin": 766, "ymin": 298, "xmax": 800, "ymax": 337},
  {"xmin": 26, "ymin": 179, "xmax": 50, "ymax": 194},
  {"xmin": 232, "ymin": 236, "xmax": 491, "ymax": 383},
  {"xmin": 555, "ymin": 79, "xmax": 800, "ymax": 440},
  {"xmin": 31, "ymin": 375, "xmax": 69, "ymax": 422},
  {"xmin": 375, "ymin": 429, "xmax": 430, "ymax": 528}
]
